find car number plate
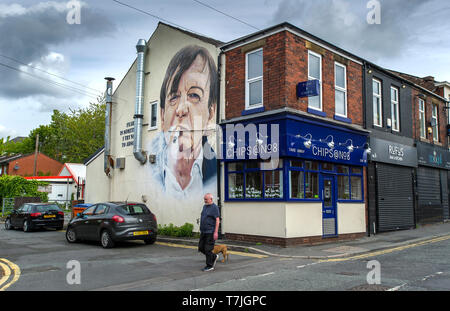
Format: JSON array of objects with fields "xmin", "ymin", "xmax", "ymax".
[
  {"xmin": 44, "ymin": 215, "xmax": 56, "ymax": 218},
  {"xmin": 133, "ymin": 231, "xmax": 149, "ymax": 236}
]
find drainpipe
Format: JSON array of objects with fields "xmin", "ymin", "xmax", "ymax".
[
  {"xmin": 104, "ymin": 77, "xmax": 115, "ymax": 176},
  {"xmin": 133, "ymin": 39, "xmax": 148, "ymax": 164}
]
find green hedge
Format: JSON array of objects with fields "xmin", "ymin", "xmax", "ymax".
[
  {"xmin": 0, "ymin": 175, "xmax": 49, "ymax": 204},
  {"xmin": 158, "ymin": 223, "xmax": 194, "ymax": 237}
]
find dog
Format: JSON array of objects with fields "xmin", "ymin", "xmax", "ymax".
[{"xmin": 212, "ymin": 244, "xmax": 229, "ymax": 263}]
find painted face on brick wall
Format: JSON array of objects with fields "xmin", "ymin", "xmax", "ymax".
[{"xmin": 161, "ymin": 54, "xmax": 215, "ymax": 160}]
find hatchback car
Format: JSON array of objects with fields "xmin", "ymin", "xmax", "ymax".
[
  {"xmin": 5, "ymin": 203, "xmax": 65, "ymax": 232},
  {"xmin": 65, "ymin": 202, "xmax": 157, "ymax": 248}
]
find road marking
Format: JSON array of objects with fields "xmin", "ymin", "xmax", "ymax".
[
  {"xmin": 0, "ymin": 261, "xmax": 11, "ymax": 288},
  {"xmin": 319, "ymin": 234, "xmax": 450, "ymax": 263},
  {"xmin": 155, "ymin": 242, "xmax": 268, "ymax": 259},
  {"xmin": 0, "ymin": 258, "xmax": 21, "ymax": 291}
]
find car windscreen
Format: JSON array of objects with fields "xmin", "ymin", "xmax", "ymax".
[
  {"xmin": 34, "ymin": 205, "xmax": 62, "ymax": 212},
  {"xmin": 117, "ymin": 204, "xmax": 150, "ymax": 215}
]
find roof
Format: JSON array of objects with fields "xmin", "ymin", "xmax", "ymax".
[
  {"xmin": 57, "ymin": 163, "xmax": 86, "ymax": 185},
  {"xmin": 0, "ymin": 154, "xmax": 24, "ymax": 164},
  {"xmin": 83, "ymin": 146, "xmax": 104, "ymax": 166}
]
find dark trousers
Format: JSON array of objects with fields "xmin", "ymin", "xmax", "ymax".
[{"xmin": 198, "ymin": 233, "xmax": 216, "ymax": 267}]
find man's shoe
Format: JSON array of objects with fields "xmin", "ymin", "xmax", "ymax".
[
  {"xmin": 213, "ymin": 254, "xmax": 219, "ymax": 268},
  {"xmin": 203, "ymin": 266, "xmax": 214, "ymax": 272}
]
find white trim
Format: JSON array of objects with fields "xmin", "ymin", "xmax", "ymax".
[
  {"xmin": 372, "ymin": 79, "xmax": 383, "ymax": 127},
  {"xmin": 245, "ymin": 48, "xmax": 263, "ymax": 110},
  {"xmin": 390, "ymin": 86, "xmax": 400, "ymax": 132},
  {"xmin": 418, "ymin": 98, "xmax": 426, "ymax": 139},
  {"xmin": 334, "ymin": 62, "xmax": 347, "ymax": 118},
  {"xmin": 308, "ymin": 50, "xmax": 322, "ymax": 111},
  {"xmin": 148, "ymin": 100, "xmax": 158, "ymax": 131}
]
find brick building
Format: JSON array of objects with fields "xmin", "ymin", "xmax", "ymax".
[
  {"xmin": 0, "ymin": 153, "xmax": 63, "ymax": 177},
  {"xmin": 220, "ymin": 23, "xmax": 370, "ymax": 246}
]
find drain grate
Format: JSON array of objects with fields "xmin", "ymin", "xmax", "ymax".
[{"xmin": 347, "ymin": 284, "xmax": 391, "ymax": 291}]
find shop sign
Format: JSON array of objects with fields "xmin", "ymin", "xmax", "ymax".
[
  {"xmin": 417, "ymin": 142, "xmax": 450, "ymax": 169},
  {"xmin": 297, "ymin": 80, "xmax": 320, "ymax": 98},
  {"xmin": 369, "ymin": 138, "xmax": 417, "ymax": 167}
]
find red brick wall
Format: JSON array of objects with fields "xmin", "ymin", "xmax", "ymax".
[
  {"xmin": 412, "ymin": 88, "xmax": 448, "ymax": 147},
  {"xmin": 225, "ymin": 30, "xmax": 364, "ymax": 125},
  {"xmin": 7, "ymin": 153, "xmax": 63, "ymax": 177}
]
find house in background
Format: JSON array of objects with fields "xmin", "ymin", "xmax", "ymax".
[
  {"xmin": 0, "ymin": 153, "xmax": 63, "ymax": 177},
  {"xmin": 24, "ymin": 163, "xmax": 86, "ymax": 206}
]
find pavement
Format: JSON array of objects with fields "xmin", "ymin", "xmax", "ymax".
[{"xmin": 157, "ymin": 221, "xmax": 450, "ymax": 260}]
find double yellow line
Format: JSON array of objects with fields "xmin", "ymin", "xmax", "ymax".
[
  {"xmin": 319, "ymin": 234, "xmax": 450, "ymax": 263},
  {"xmin": 0, "ymin": 258, "xmax": 21, "ymax": 291}
]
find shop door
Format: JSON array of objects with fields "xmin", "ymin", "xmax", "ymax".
[{"xmin": 322, "ymin": 175, "xmax": 337, "ymax": 237}]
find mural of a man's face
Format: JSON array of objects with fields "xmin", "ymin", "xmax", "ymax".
[{"xmin": 161, "ymin": 54, "xmax": 215, "ymax": 160}]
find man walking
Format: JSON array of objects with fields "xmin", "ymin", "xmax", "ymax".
[{"xmin": 198, "ymin": 193, "xmax": 220, "ymax": 271}]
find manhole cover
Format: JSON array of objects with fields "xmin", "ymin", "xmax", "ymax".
[{"xmin": 348, "ymin": 284, "xmax": 391, "ymax": 291}]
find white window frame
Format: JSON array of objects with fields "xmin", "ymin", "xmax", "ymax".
[
  {"xmin": 373, "ymin": 79, "xmax": 382, "ymax": 127},
  {"xmin": 149, "ymin": 101, "xmax": 158, "ymax": 130},
  {"xmin": 419, "ymin": 99, "xmax": 426, "ymax": 139},
  {"xmin": 432, "ymin": 103, "xmax": 439, "ymax": 142},
  {"xmin": 334, "ymin": 62, "xmax": 347, "ymax": 117},
  {"xmin": 390, "ymin": 86, "xmax": 400, "ymax": 132},
  {"xmin": 308, "ymin": 50, "xmax": 322, "ymax": 111},
  {"xmin": 245, "ymin": 48, "xmax": 263, "ymax": 110}
]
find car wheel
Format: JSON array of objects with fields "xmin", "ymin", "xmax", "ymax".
[
  {"xmin": 5, "ymin": 218, "xmax": 13, "ymax": 230},
  {"xmin": 100, "ymin": 230, "xmax": 115, "ymax": 249},
  {"xmin": 144, "ymin": 235, "xmax": 157, "ymax": 245},
  {"xmin": 66, "ymin": 227, "xmax": 78, "ymax": 243},
  {"xmin": 23, "ymin": 220, "xmax": 32, "ymax": 232}
]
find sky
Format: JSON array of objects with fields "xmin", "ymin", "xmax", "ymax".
[{"xmin": 0, "ymin": 0, "xmax": 449, "ymax": 140}]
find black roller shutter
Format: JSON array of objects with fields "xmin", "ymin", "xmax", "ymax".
[
  {"xmin": 417, "ymin": 167, "xmax": 443, "ymax": 224},
  {"xmin": 376, "ymin": 163, "xmax": 415, "ymax": 232},
  {"xmin": 441, "ymin": 170, "xmax": 449, "ymax": 220}
]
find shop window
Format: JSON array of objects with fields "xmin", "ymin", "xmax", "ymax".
[
  {"xmin": 305, "ymin": 160, "xmax": 319, "ymax": 171},
  {"xmin": 290, "ymin": 160, "xmax": 303, "ymax": 168},
  {"xmin": 264, "ymin": 170, "xmax": 283, "ymax": 199},
  {"xmin": 351, "ymin": 176, "xmax": 362, "ymax": 200},
  {"xmin": 337, "ymin": 165, "xmax": 363, "ymax": 201},
  {"xmin": 305, "ymin": 172, "xmax": 319, "ymax": 199},
  {"xmin": 245, "ymin": 172, "xmax": 263, "ymax": 198},
  {"xmin": 321, "ymin": 162, "xmax": 334, "ymax": 172},
  {"xmin": 226, "ymin": 160, "xmax": 283, "ymax": 200},
  {"xmin": 289, "ymin": 171, "xmax": 304, "ymax": 199},
  {"xmin": 338, "ymin": 175, "xmax": 350, "ymax": 200},
  {"xmin": 228, "ymin": 173, "xmax": 244, "ymax": 199}
]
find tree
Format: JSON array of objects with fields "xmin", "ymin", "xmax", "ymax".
[
  {"xmin": 0, "ymin": 96, "xmax": 105, "ymax": 163},
  {"xmin": 0, "ymin": 175, "xmax": 49, "ymax": 204}
]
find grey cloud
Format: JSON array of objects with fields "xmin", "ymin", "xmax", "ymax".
[
  {"xmin": 0, "ymin": 1, "xmax": 116, "ymax": 99},
  {"xmin": 271, "ymin": 0, "xmax": 444, "ymax": 62}
]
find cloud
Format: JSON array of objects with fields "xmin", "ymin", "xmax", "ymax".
[
  {"xmin": 271, "ymin": 0, "xmax": 446, "ymax": 62},
  {"xmin": 0, "ymin": 1, "xmax": 116, "ymax": 99}
]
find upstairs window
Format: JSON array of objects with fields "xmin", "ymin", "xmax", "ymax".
[
  {"xmin": 245, "ymin": 49, "xmax": 263, "ymax": 109},
  {"xmin": 308, "ymin": 50, "xmax": 322, "ymax": 111},
  {"xmin": 419, "ymin": 99, "xmax": 426, "ymax": 139},
  {"xmin": 391, "ymin": 87, "xmax": 400, "ymax": 132},
  {"xmin": 373, "ymin": 79, "xmax": 382, "ymax": 127},
  {"xmin": 334, "ymin": 62, "xmax": 347, "ymax": 117},
  {"xmin": 149, "ymin": 101, "xmax": 158, "ymax": 130},
  {"xmin": 432, "ymin": 104, "xmax": 439, "ymax": 142}
]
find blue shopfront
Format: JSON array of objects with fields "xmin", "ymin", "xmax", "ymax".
[{"xmin": 220, "ymin": 112, "xmax": 369, "ymax": 244}]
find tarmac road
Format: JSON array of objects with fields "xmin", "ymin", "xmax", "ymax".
[{"xmin": 1, "ymin": 223, "xmax": 450, "ymax": 291}]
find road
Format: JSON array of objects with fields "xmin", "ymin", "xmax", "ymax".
[{"xmin": 1, "ymin": 226, "xmax": 450, "ymax": 291}]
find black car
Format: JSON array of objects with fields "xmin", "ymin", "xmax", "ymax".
[
  {"xmin": 65, "ymin": 202, "xmax": 158, "ymax": 248},
  {"xmin": 5, "ymin": 203, "xmax": 65, "ymax": 232}
]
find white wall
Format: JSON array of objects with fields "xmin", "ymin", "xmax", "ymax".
[
  {"xmin": 337, "ymin": 203, "xmax": 366, "ymax": 235},
  {"xmin": 85, "ymin": 151, "xmax": 110, "ymax": 204}
]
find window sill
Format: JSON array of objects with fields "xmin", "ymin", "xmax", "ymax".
[
  {"xmin": 242, "ymin": 106, "xmax": 265, "ymax": 116},
  {"xmin": 307, "ymin": 108, "xmax": 326, "ymax": 117},
  {"xmin": 333, "ymin": 114, "xmax": 352, "ymax": 124}
]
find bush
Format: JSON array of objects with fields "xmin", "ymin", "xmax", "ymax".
[
  {"xmin": 158, "ymin": 223, "xmax": 194, "ymax": 237},
  {"xmin": 0, "ymin": 175, "xmax": 49, "ymax": 203}
]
